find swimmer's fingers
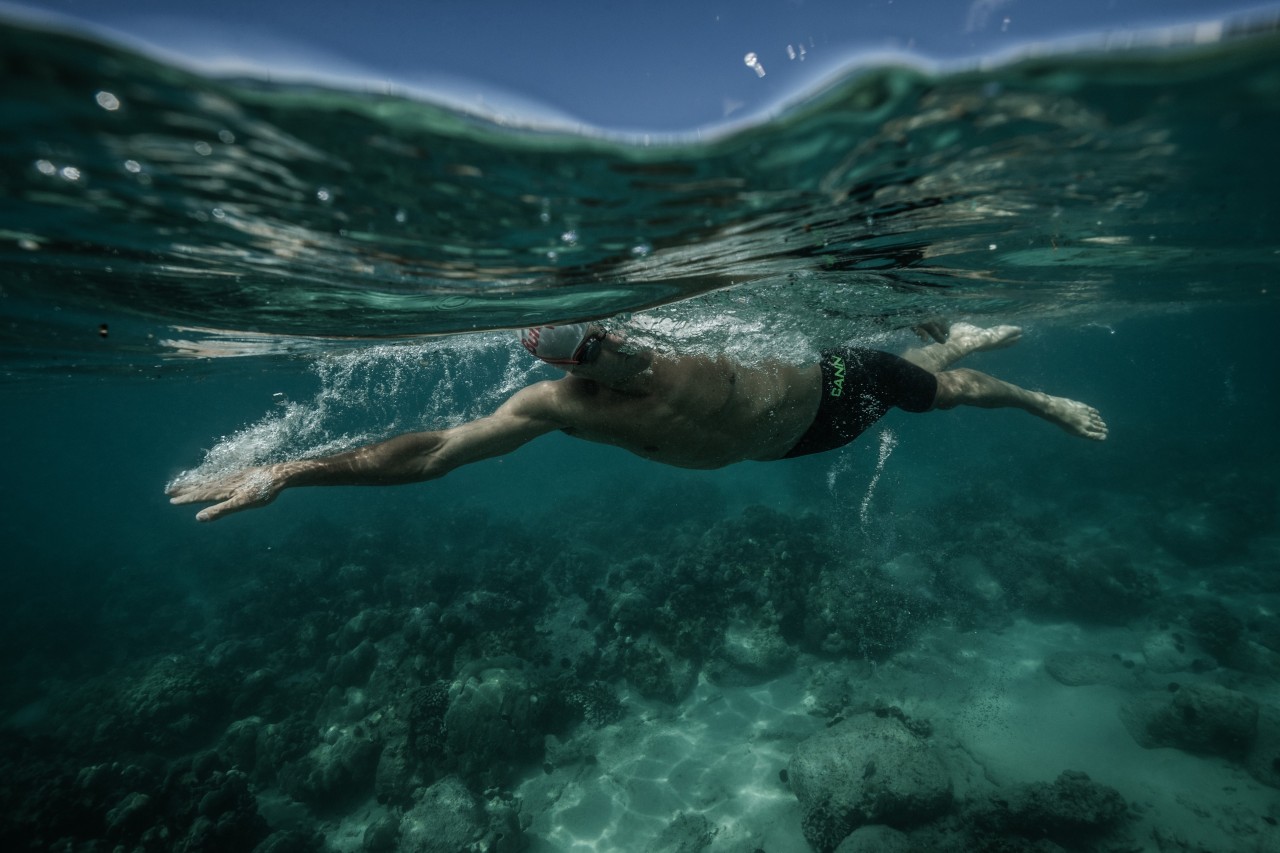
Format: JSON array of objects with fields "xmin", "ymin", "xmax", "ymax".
[
  {"xmin": 165, "ymin": 481, "xmax": 220, "ymax": 504},
  {"xmin": 193, "ymin": 492, "xmax": 269, "ymax": 523},
  {"xmin": 167, "ymin": 467, "xmax": 283, "ymax": 522},
  {"xmin": 166, "ymin": 469, "xmax": 253, "ymax": 503}
]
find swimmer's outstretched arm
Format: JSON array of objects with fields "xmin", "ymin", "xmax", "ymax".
[{"xmin": 167, "ymin": 384, "xmax": 565, "ymax": 522}]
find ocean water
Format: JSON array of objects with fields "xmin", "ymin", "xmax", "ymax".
[{"xmin": 1, "ymin": 13, "xmax": 1279, "ymax": 853}]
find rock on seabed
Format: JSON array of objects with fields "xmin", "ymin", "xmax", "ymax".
[{"xmin": 788, "ymin": 714, "xmax": 952, "ymax": 852}]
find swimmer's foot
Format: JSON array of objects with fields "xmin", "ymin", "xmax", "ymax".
[
  {"xmin": 1041, "ymin": 395, "xmax": 1108, "ymax": 441},
  {"xmin": 949, "ymin": 322, "xmax": 1022, "ymax": 355},
  {"xmin": 903, "ymin": 322, "xmax": 1022, "ymax": 372}
]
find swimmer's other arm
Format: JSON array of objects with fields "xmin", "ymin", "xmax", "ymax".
[{"xmin": 167, "ymin": 385, "xmax": 563, "ymax": 522}]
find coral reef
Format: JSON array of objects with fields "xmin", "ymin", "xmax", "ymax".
[{"xmin": 1, "ymin": 462, "xmax": 1275, "ymax": 851}]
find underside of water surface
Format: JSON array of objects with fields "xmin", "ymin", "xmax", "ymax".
[{"xmin": 2, "ymin": 13, "xmax": 1278, "ymax": 376}]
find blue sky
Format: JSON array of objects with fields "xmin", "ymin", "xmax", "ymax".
[{"xmin": 4, "ymin": 0, "xmax": 1275, "ymax": 132}]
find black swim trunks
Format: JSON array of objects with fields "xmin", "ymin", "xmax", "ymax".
[{"xmin": 783, "ymin": 347, "xmax": 937, "ymax": 459}]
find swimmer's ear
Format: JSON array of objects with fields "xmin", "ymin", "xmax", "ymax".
[{"xmin": 913, "ymin": 318, "xmax": 951, "ymax": 344}]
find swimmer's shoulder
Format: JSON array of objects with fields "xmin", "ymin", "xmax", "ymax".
[{"xmin": 508, "ymin": 376, "xmax": 602, "ymax": 419}]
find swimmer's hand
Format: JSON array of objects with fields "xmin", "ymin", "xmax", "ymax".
[
  {"xmin": 167, "ymin": 398, "xmax": 564, "ymax": 523},
  {"xmin": 166, "ymin": 465, "xmax": 287, "ymax": 522}
]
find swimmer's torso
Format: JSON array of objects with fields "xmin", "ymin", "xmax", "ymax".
[{"xmin": 551, "ymin": 352, "xmax": 821, "ymax": 468}]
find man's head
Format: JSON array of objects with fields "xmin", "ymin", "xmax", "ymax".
[
  {"xmin": 520, "ymin": 321, "xmax": 651, "ymax": 384},
  {"xmin": 519, "ymin": 323, "xmax": 604, "ymax": 366}
]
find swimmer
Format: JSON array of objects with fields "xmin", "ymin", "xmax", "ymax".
[{"xmin": 168, "ymin": 320, "xmax": 1107, "ymax": 522}]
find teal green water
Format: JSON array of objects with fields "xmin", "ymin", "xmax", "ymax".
[{"xmin": 2, "ymin": 14, "xmax": 1279, "ymax": 853}]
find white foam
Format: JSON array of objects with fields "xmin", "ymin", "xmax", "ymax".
[{"xmin": 168, "ymin": 334, "xmax": 538, "ymax": 490}]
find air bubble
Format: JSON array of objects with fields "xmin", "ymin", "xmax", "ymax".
[{"xmin": 860, "ymin": 429, "xmax": 899, "ymax": 528}]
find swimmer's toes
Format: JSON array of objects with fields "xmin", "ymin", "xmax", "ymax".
[
  {"xmin": 1084, "ymin": 408, "xmax": 1108, "ymax": 441},
  {"xmin": 1054, "ymin": 399, "xmax": 1107, "ymax": 441},
  {"xmin": 988, "ymin": 324, "xmax": 1023, "ymax": 349}
]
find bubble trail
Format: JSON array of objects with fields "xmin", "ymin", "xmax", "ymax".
[{"xmin": 859, "ymin": 428, "xmax": 898, "ymax": 529}]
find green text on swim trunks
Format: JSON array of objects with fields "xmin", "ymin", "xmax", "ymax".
[{"xmin": 830, "ymin": 355, "xmax": 845, "ymax": 397}]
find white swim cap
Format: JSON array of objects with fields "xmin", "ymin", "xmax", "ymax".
[{"xmin": 519, "ymin": 323, "xmax": 593, "ymax": 364}]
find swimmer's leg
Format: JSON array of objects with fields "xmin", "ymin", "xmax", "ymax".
[
  {"xmin": 933, "ymin": 367, "xmax": 1107, "ymax": 440},
  {"xmin": 902, "ymin": 323, "xmax": 1022, "ymax": 374}
]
